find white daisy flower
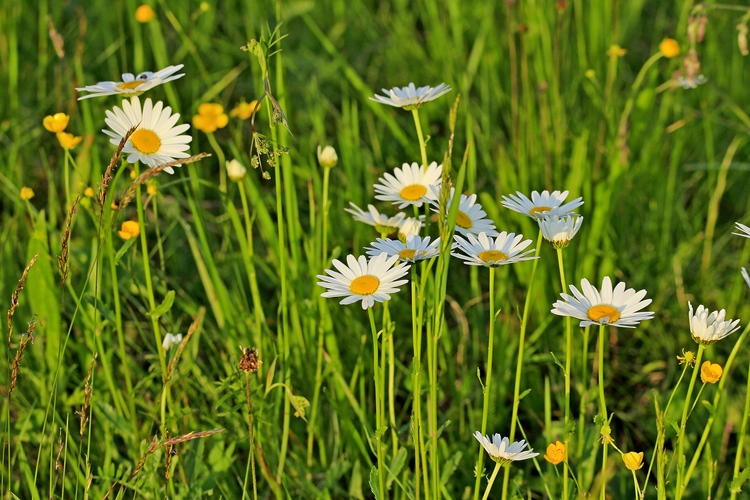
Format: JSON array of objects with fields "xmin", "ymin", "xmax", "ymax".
[
  {"xmin": 688, "ymin": 302, "xmax": 741, "ymax": 345},
  {"xmin": 452, "ymin": 232, "xmax": 537, "ymax": 268},
  {"xmin": 374, "ymin": 161, "xmax": 442, "ymax": 208},
  {"xmin": 539, "ymin": 215, "xmax": 584, "ymax": 249},
  {"xmin": 551, "ymin": 277, "xmax": 654, "ymax": 328},
  {"xmin": 370, "ymin": 82, "xmax": 452, "ymax": 110},
  {"xmin": 77, "ymin": 64, "xmax": 185, "ymax": 100},
  {"xmin": 103, "ymin": 97, "xmax": 191, "ymax": 172},
  {"xmin": 501, "ymin": 190, "xmax": 583, "ymax": 220},
  {"xmin": 162, "ymin": 333, "xmax": 183, "ymax": 350},
  {"xmin": 473, "ymin": 432, "xmax": 539, "ymax": 465},
  {"xmin": 743, "ymin": 268, "xmax": 750, "ymax": 289},
  {"xmin": 366, "ymin": 235, "xmax": 441, "ymax": 263},
  {"xmin": 344, "ymin": 202, "xmax": 408, "ymax": 235},
  {"xmin": 733, "ymin": 222, "xmax": 750, "ymax": 239},
  {"xmin": 398, "ymin": 217, "xmax": 422, "ymax": 240},
  {"xmin": 317, "ymin": 253, "xmax": 410, "ymax": 309},
  {"xmin": 430, "ymin": 187, "xmax": 498, "ymax": 237}
]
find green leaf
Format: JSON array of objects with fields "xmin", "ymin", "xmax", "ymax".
[
  {"xmin": 149, "ymin": 290, "xmax": 175, "ymax": 318},
  {"xmin": 702, "ymin": 400, "xmax": 715, "ymax": 417},
  {"xmin": 730, "ymin": 467, "xmax": 750, "ymax": 493},
  {"xmin": 83, "ymin": 294, "xmax": 116, "ymax": 323},
  {"xmin": 386, "ymin": 448, "xmax": 407, "ymax": 488},
  {"xmin": 519, "ymin": 388, "xmax": 532, "ymax": 400},
  {"xmin": 369, "ymin": 467, "xmax": 381, "ymax": 499},
  {"xmin": 114, "ymin": 236, "xmax": 136, "ymax": 263}
]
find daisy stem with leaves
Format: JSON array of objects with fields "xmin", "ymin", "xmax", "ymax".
[
  {"xmin": 368, "ymin": 307, "xmax": 387, "ymax": 498},
  {"xmin": 675, "ymin": 343, "xmax": 705, "ymax": 500},
  {"xmin": 411, "ymin": 108, "xmax": 429, "ymax": 168},
  {"xmin": 597, "ymin": 324, "xmax": 609, "ymax": 500},
  {"xmin": 501, "ymin": 231, "xmax": 543, "ymax": 500},
  {"xmin": 481, "ymin": 463, "xmax": 503, "ymax": 500},
  {"xmin": 556, "ymin": 247, "xmax": 572, "ymax": 500},
  {"xmin": 731, "ymin": 357, "xmax": 750, "ymax": 500},
  {"xmin": 472, "ymin": 267, "xmax": 497, "ymax": 500}
]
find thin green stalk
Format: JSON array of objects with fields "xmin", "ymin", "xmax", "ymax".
[
  {"xmin": 481, "ymin": 463, "xmax": 502, "ymax": 500},
  {"xmin": 237, "ymin": 181, "xmax": 266, "ymax": 343},
  {"xmin": 472, "ymin": 267, "xmax": 496, "ymax": 500},
  {"xmin": 241, "ymin": 372, "xmax": 258, "ymax": 500},
  {"xmin": 384, "ymin": 302, "xmax": 398, "ymax": 456},
  {"xmin": 577, "ymin": 326, "xmax": 590, "ymax": 460},
  {"xmin": 731, "ymin": 357, "xmax": 750, "ymax": 500},
  {"xmin": 631, "ymin": 470, "xmax": 641, "ymax": 499},
  {"xmin": 675, "ymin": 344, "xmax": 705, "ymax": 500},
  {"xmin": 597, "ymin": 324, "xmax": 609, "ymax": 500},
  {"xmin": 556, "ymin": 247, "xmax": 571, "ymax": 500},
  {"xmin": 501, "ymin": 231, "xmax": 543, "ymax": 500},
  {"xmin": 206, "ymin": 132, "xmax": 227, "ymax": 193},
  {"xmin": 368, "ymin": 307, "xmax": 387, "ymax": 499},
  {"xmin": 411, "ymin": 108, "xmax": 429, "ymax": 168},
  {"xmin": 616, "ymin": 52, "xmax": 663, "ymax": 145}
]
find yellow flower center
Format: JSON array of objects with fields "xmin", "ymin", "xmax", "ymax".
[
  {"xmin": 398, "ymin": 249, "xmax": 417, "ymax": 260},
  {"xmin": 478, "ymin": 250, "xmax": 508, "ymax": 263},
  {"xmin": 587, "ymin": 304, "xmax": 620, "ymax": 324},
  {"xmin": 456, "ymin": 210, "xmax": 472, "ymax": 229},
  {"xmin": 400, "ymin": 184, "xmax": 427, "ymax": 201},
  {"xmin": 529, "ymin": 205, "xmax": 552, "ymax": 217},
  {"xmin": 130, "ymin": 129, "xmax": 161, "ymax": 154},
  {"xmin": 118, "ymin": 80, "xmax": 147, "ymax": 91},
  {"xmin": 350, "ymin": 275, "xmax": 380, "ymax": 295}
]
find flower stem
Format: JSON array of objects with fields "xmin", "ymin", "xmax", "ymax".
[
  {"xmin": 577, "ymin": 326, "xmax": 590, "ymax": 459},
  {"xmin": 206, "ymin": 132, "xmax": 227, "ymax": 193},
  {"xmin": 481, "ymin": 463, "xmax": 503, "ymax": 500},
  {"xmin": 411, "ymin": 108, "xmax": 429, "ymax": 168},
  {"xmin": 731, "ymin": 357, "xmax": 750, "ymax": 500},
  {"xmin": 675, "ymin": 344, "xmax": 705, "ymax": 500},
  {"xmin": 597, "ymin": 324, "xmax": 609, "ymax": 500},
  {"xmin": 556, "ymin": 247, "xmax": 572, "ymax": 500},
  {"xmin": 368, "ymin": 307, "xmax": 387, "ymax": 499}
]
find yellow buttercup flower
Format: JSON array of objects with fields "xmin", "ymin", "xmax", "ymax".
[
  {"xmin": 659, "ymin": 38, "xmax": 680, "ymax": 58},
  {"xmin": 701, "ymin": 361, "xmax": 722, "ymax": 384},
  {"xmin": 622, "ymin": 451, "xmax": 644, "ymax": 471},
  {"xmin": 20, "ymin": 187, "xmax": 35, "ymax": 200},
  {"xmin": 56, "ymin": 131, "xmax": 82, "ymax": 150},
  {"xmin": 543, "ymin": 441, "xmax": 565, "ymax": 465},
  {"xmin": 229, "ymin": 100, "xmax": 261, "ymax": 120},
  {"xmin": 43, "ymin": 113, "xmax": 69, "ymax": 133},
  {"xmin": 118, "ymin": 221, "xmax": 141, "ymax": 240},
  {"xmin": 192, "ymin": 103, "xmax": 228, "ymax": 133},
  {"xmin": 84, "ymin": 187, "xmax": 95, "ymax": 197},
  {"xmin": 146, "ymin": 184, "xmax": 157, "ymax": 196},
  {"xmin": 135, "ymin": 5, "xmax": 155, "ymax": 23}
]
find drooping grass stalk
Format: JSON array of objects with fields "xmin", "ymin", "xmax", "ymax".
[
  {"xmin": 597, "ymin": 324, "xmax": 609, "ymax": 500},
  {"xmin": 556, "ymin": 247, "xmax": 572, "ymax": 500},
  {"xmin": 412, "ymin": 108, "xmax": 429, "ymax": 168},
  {"xmin": 472, "ymin": 267, "xmax": 497, "ymax": 500},
  {"xmin": 368, "ymin": 307, "xmax": 387, "ymax": 499},
  {"xmin": 731, "ymin": 357, "xmax": 750, "ymax": 500},
  {"xmin": 501, "ymin": 231, "xmax": 543, "ymax": 500},
  {"xmin": 481, "ymin": 463, "xmax": 502, "ymax": 500},
  {"xmin": 675, "ymin": 343, "xmax": 705, "ymax": 500}
]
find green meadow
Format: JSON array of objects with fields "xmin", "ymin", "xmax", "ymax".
[{"xmin": 2, "ymin": 0, "xmax": 750, "ymax": 498}]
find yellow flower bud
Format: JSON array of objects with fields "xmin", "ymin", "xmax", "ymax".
[
  {"xmin": 20, "ymin": 187, "xmax": 35, "ymax": 200},
  {"xmin": 56, "ymin": 131, "xmax": 82, "ymax": 150},
  {"xmin": 118, "ymin": 221, "xmax": 140, "ymax": 240},
  {"xmin": 135, "ymin": 5, "xmax": 155, "ymax": 23},
  {"xmin": 230, "ymin": 100, "xmax": 261, "ymax": 120},
  {"xmin": 622, "ymin": 451, "xmax": 644, "ymax": 471},
  {"xmin": 43, "ymin": 113, "xmax": 69, "ymax": 133},
  {"xmin": 544, "ymin": 441, "xmax": 565, "ymax": 465},
  {"xmin": 146, "ymin": 184, "xmax": 157, "ymax": 196},
  {"xmin": 84, "ymin": 187, "xmax": 95, "ymax": 198},
  {"xmin": 659, "ymin": 38, "xmax": 680, "ymax": 58},
  {"xmin": 701, "ymin": 361, "xmax": 722, "ymax": 384}
]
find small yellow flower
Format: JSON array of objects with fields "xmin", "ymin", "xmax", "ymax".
[
  {"xmin": 56, "ymin": 131, "xmax": 82, "ymax": 150},
  {"xmin": 622, "ymin": 451, "xmax": 644, "ymax": 471},
  {"xmin": 607, "ymin": 44, "xmax": 627, "ymax": 58},
  {"xmin": 659, "ymin": 38, "xmax": 680, "ymax": 58},
  {"xmin": 84, "ymin": 187, "xmax": 95, "ymax": 197},
  {"xmin": 20, "ymin": 187, "xmax": 35, "ymax": 200},
  {"xmin": 584, "ymin": 69, "xmax": 596, "ymax": 79},
  {"xmin": 192, "ymin": 103, "xmax": 229, "ymax": 133},
  {"xmin": 701, "ymin": 361, "xmax": 723, "ymax": 384},
  {"xmin": 118, "ymin": 221, "xmax": 141, "ymax": 240},
  {"xmin": 130, "ymin": 169, "xmax": 137, "ymax": 180},
  {"xmin": 677, "ymin": 349, "xmax": 696, "ymax": 366},
  {"xmin": 229, "ymin": 100, "xmax": 261, "ymax": 120},
  {"xmin": 43, "ymin": 113, "xmax": 69, "ymax": 133},
  {"xmin": 135, "ymin": 4, "xmax": 155, "ymax": 23},
  {"xmin": 147, "ymin": 184, "xmax": 157, "ymax": 196},
  {"xmin": 543, "ymin": 441, "xmax": 565, "ymax": 465},
  {"xmin": 317, "ymin": 145, "xmax": 338, "ymax": 168}
]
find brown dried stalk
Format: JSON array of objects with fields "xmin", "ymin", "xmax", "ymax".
[
  {"xmin": 117, "ymin": 153, "xmax": 211, "ymax": 210},
  {"xmin": 97, "ymin": 126, "xmax": 136, "ymax": 211},
  {"xmin": 9, "ymin": 320, "xmax": 37, "ymax": 399},
  {"xmin": 166, "ymin": 307, "xmax": 205, "ymax": 383},
  {"xmin": 162, "ymin": 428, "xmax": 224, "ymax": 447},
  {"xmin": 7, "ymin": 253, "xmax": 38, "ymax": 348},
  {"xmin": 77, "ymin": 353, "xmax": 97, "ymax": 438},
  {"xmin": 58, "ymin": 194, "xmax": 80, "ymax": 290}
]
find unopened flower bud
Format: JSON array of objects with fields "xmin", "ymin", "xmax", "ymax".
[
  {"xmin": 317, "ymin": 145, "xmax": 338, "ymax": 168},
  {"xmin": 738, "ymin": 24, "xmax": 749, "ymax": 56},
  {"xmin": 226, "ymin": 159, "xmax": 247, "ymax": 181}
]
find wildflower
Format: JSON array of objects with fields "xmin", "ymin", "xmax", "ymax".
[
  {"xmin": 162, "ymin": 333, "xmax": 183, "ymax": 350},
  {"xmin": 56, "ymin": 131, "xmax": 82, "ymax": 150},
  {"xmin": 734, "ymin": 222, "xmax": 750, "ymax": 239},
  {"xmin": 230, "ymin": 100, "xmax": 261, "ymax": 120},
  {"xmin": 317, "ymin": 145, "xmax": 338, "ymax": 169},
  {"xmin": 192, "ymin": 103, "xmax": 228, "ymax": 133},
  {"xmin": 370, "ymin": 82, "xmax": 452, "ymax": 110},
  {"xmin": 742, "ymin": 268, "xmax": 750, "ymax": 289},
  {"xmin": 430, "ymin": 187, "xmax": 498, "ymax": 237},
  {"xmin": 688, "ymin": 302, "xmax": 741, "ymax": 345},
  {"xmin": 20, "ymin": 187, "xmax": 35, "ymax": 200},
  {"xmin": 238, "ymin": 346, "xmax": 262, "ymax": 373},
  {"xmin": 365, "ymin": 235, "xmax": 440, "ymax": 263},
  {"xmin": 118, "ymin": 221, "xmax": 140, "ymax": 240},
  {"xmin": 607, "ymin": 44, "xmax": 627, "ymax": 58},
  {"xmin": 501, "ymin": 190, "xmax": 583, "ymax": 220},
  {"xmin": 135, "ymin": 4, "xmax": 155, "ymax": 23},
  {"xmin": 659, "ymin": 38, "xmax": 680, "ymax": 58},
  {"xmin": 43, "ymin": 113, "xmax": 69, "ymax": 133},
  {"xmin": 544, "ymin": 441, "xmax": 565, "ymax": 465},
  {"xmin": 551, "ymin": 277, "xmax": 654, "ymax": 328},
  {"xmin": 103, "ymin": 96, "xmax": 191, "ymax": 172},
  {"xmin": 226, "ymin": 159, "xmax": 247, "ymax": 181},
  {"xmin": 398, "ymin": 217, "xmax": 422, "ymax": 241},
  {"xmin": 374, "ymin": 161, "xmax": 442, "ymax": 208},
  {"xmin": 473, "ymin": 432, "xmax": 539, "ymax": 465},
  {"xmin": 452, "ymin": 231, "xmax": 537, "ymax": 268},
  {"xmin": 738, "ymin": 24, "xmax": 749, "ymax": 56},
  {"xmin": 622, "ymin": 451, "xmax": 644, "ymax": 471},
  {"xmin": 84, "ymin": 187, "xmax": 95, "ymax": 197},
  {"xmin": 77, "ymin": 64, "xmax": 184, "ymax": 99},
  {"xmin": 146, "ymin": 184, "xmax": 157, "ymax": 196},
  {"xmin": 539, "ymin": 215, "xmax": 583, "ymax": 249},
  {"xmin": 316, "ymin": 253, "xmax": 410, "ymax": 309},
  {"xmin": 344, "ymin": 202, "xmax": 407, "ymax": 235},
  {"xmin": 677, "ymin": 349, "xmax": 696, "ymax": 366},
  {"xmin": 701, "ymin": 361, "xmax": 722, "ymax": 384}
]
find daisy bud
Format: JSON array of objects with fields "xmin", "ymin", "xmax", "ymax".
[
  {"xmin": 317, "ymin": 145, "xmax": 338, "ymax": 168},
  {"xmin": 226, "ymin": 159, "xmax": 247, "ymax": 181},
  {"xmin": 543, "ymin": 441, "xmax": 565, "ymax": 465},
  {"xmin": 398, "ymin": 217, "xmax": 422, "ymax": 241},
  {"xmin": 622, "ymin": 451, "xmax": 644, "ymax": 471},
  {"xmin": 738, "ymin": 24, "xmax": 749, "ymax": 56},
  {"xmin": 162, "ymin": 333, "xmax": 183, "ymax": 350},
  {"xmin": 700, "ymin": 361, "xmax": 722, "ymax": 384}
]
